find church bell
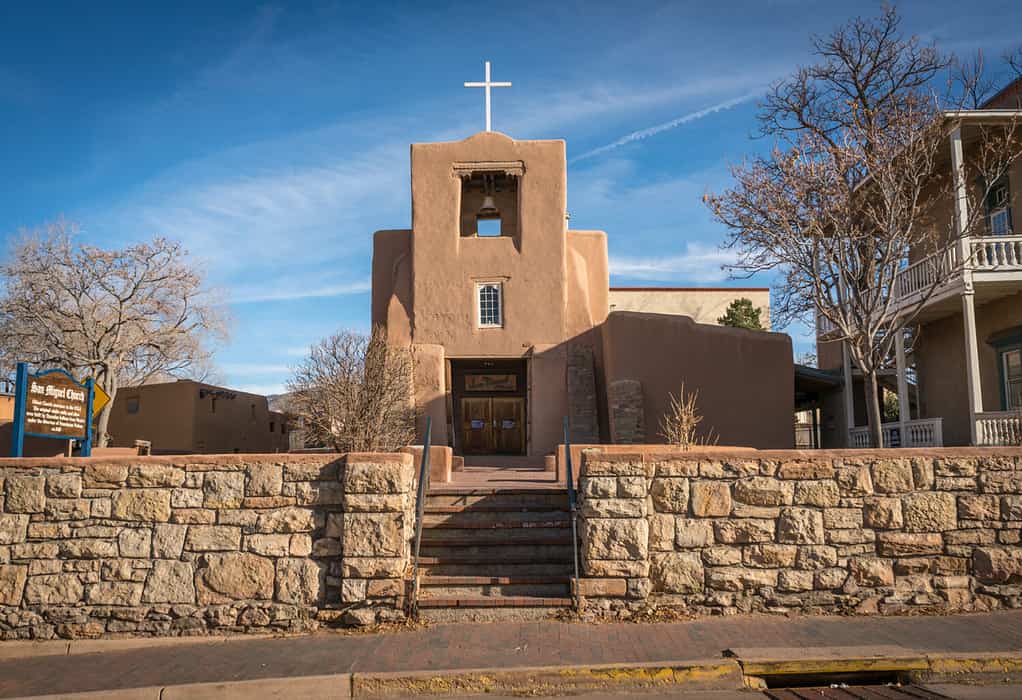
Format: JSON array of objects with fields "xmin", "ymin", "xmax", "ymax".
[{"xmin": 478, "ymin": 195, "xmax": 499, "ymax": 218}]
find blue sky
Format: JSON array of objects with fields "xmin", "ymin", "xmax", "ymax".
[{"xmin": 1, "ymin": 1, "xmax": 1019, "ymax": 395}]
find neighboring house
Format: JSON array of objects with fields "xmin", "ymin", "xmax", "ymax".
[
  {"xmin": 372, "ymin": 131, "xmax": 794, "ymax": 456},
  {"xmin": 608, "ymin": 287, "xmax": 770, "ymax": 328},
  {"xmin": 817, "ymin": 80, "xmax": 1022, "ymax": 448},
  {"xmin": 107, "ymin": 379, "xmax": 290, "ymax": 454}
]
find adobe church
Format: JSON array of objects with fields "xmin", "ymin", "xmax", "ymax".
[{"xmin": 372, "ymin": 76, "xmax": 794, "ymax": 457}]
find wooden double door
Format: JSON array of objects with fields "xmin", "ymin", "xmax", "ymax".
[{"xmin": 460, "ymin": 396, "xmax": 525, "ymax": 454}]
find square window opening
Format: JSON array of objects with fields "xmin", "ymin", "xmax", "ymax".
[{"xmin": 477, "ymin": 216, "xmax": 502, "ymax": 237}]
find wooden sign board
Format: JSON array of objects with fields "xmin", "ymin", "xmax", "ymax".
[
  {"xmin": 25, "ymin": 372, "xmax": 89, "ymax": 438},
  {"xmin": 465, "ymin": 374, "xmax": 517, "ymax": 392}
]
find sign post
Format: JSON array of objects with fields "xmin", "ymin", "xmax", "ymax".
[{"xmin": 10, "ymin": 362, "xmax": 95, "ymax": 458}]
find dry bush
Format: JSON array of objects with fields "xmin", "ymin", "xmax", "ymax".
[
  {"xmin": 287, "ymin": 326, "xmax": 416, "ymax": 453},
  {"xmin": 659, "ymin": 383, "xmax": 717, "ymax": 450}
]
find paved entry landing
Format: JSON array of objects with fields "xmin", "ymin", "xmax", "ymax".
[{"xmin": 442, "ymin": 455, "xmax": 559, "ymax": 491}]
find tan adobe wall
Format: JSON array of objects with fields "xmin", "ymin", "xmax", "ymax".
[
  {"xmin": 915, "ymin": 292, "xmax": 1022, "ymax": 446},
  {"xmin": 577, "ymin": 448, "xmax": 1022, "ymax": 616},
  {"xmin": 601, "ymin": 311, "xmax": 794, "ymax": 449},
  {"xmin": 0, "ymin": 453, "xmax": 415, "ymax": 639},
  {"xmin": 609, "ymin": 288, "xmax": 771, "ymax": 329}
]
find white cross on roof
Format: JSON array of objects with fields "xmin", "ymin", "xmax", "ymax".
[{"xmin": 464, "ymin": 61, "xmax": 512, "ymax": 132}]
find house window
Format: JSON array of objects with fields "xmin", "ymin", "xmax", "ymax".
[
  {"xmin": 270, "ymin": 422, "xmax": 275, "ymax": 433},
  {"xmin": 477, "ymin": 282, "xmax": 503, "ymax": 328},
  {"xmin": 986, "ymin": 176, "xmax": 1013, "ymax": 235},
  {"xmin": 126, "ymin": 397, "xmax": 140, "ymax": 415},
  {"xmin": 1004, "ymin": 348, "xmax": 1022, "ymax": 410}
]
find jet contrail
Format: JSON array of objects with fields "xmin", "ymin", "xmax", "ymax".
[{"xmin": 570, "ymin": 92, "xmax": 761, "ymax": 163}]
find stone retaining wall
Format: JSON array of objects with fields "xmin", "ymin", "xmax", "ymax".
[
  {"xmin": 577, "ymin": 449, "xmax": 1022, "ymax": 617},
  {"xmin": 0, "ymin": 453, "xmax": 416, "ymax": 640}
]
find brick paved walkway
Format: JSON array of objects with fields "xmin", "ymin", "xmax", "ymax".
[{"xmin": 1, "ymin": 611, "xmax": 1021, "ymax": 697}]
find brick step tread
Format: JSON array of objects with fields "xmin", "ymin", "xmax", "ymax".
[
  {"xmin": 423, "ymin": 505, "xmax": 570, "ymax": 513},
  {"xmin": 417, "ymin": 596, "xmax": 572, "ymax": 609},
  {"xmin": 421, "ymin": 575, "xmax": 570, "ymax": 585},
  {"xmin": 422, "ymin": 519, "xmax": 570, "ymax": 530}
]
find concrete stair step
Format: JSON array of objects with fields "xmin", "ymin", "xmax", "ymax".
[
  {"xmin": 420, "ymin": 582, "xmax": 570, "ymax": 599},
  {"xmin": 417, "ymin": 596, "xmax": 572, "ymax": 609},
  {"xmin": 420, "ymin": 529, "xmax": 572, "ymax": 546},
  {"xmin": 424, "ymin": 504, "xmax": 569, "ymax": 514},
  {"xmin": 424, "ymin": 493, "xmax": 568, "ymax": 509},
  {"xmin": 420, "ymin": 562, "xmax": 573, "ymax": 577}
]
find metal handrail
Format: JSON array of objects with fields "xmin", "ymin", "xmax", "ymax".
[
  {"xmin": 409, "ymin": 417, "xmax": 432, "ymax": 618},
  {"xmin": 563, "ymin": 416, "xmax": 581, "ymax": 612}
]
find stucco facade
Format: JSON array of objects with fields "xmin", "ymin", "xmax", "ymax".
[
  {"xmin": 608, "ymin": 288, "xmax": 771, "ymax": 328},
  {"xmin": 372, "ymin": 131, "xmax": 794, "ymax": 457}
]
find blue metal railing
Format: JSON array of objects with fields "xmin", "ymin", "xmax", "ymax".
[
  {"xmin": 563, "ymin": 416, "xmax": 581, "ymax": 611},
  {"xmin": 409, "ymin": 417, "xmax": 432, "ymax": 618}
]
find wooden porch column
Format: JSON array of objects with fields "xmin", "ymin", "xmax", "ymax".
[
  {"xmin": 895, "ymin": 327, "xmax": 911, "ymax": 444},
  {"xmin": 842, "ymin": 341, "xmax": 855, "ymax": 440},
  {"xmin": 950, "ymin": 126, "xmax": 982, "ymax": 445}
]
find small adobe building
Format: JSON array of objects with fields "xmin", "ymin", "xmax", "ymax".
[{"xmin": 372, "ymin": 130, "xmax": 794, "ymax": 457}]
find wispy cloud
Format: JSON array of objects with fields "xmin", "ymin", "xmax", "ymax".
[
  {"xmin": 570, "ymin": 92, "xmax": 762, "ymax": 163},
  {"xmin": 610, "ymin": 242, "xmax": 738, "ymax": 283},
  {"xmin": 231, "ymin": 279, "xmax": 371, "ymax": 304},
  {"xmin": 220, "ymin": 362, "xmax": 292, "ymax": 375}
]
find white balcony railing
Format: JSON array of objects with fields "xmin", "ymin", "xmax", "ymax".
[
  {"xmin": 848, "ymin": 417, "xmax": 944, "ymax": 448},
  {"xmin": 895, "ymin": 248, "xmax": 960, "ymax": 299},
  {"xmin": 975, "ymin": 411, "xmax": 1022, "ymax": 446},
  {"xmin": 972, "ymin": 235, "xmax": 1022, "ymax": 270}
]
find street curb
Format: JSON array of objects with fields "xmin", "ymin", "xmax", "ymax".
[
  {"xmin": 0, "ymin": 633, "xmax": 281, "ymax": 661},
  {"xmin": 350, "ymin": 659, "xmax": 745, "ymax": 698}
]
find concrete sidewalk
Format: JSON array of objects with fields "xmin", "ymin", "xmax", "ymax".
[{"xmin": 1, "ymin": 611, "xmax": 1021, "ymax": 698}]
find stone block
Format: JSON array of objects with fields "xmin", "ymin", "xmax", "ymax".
[
  {"xmin": 196, "ymin": 552, "xmax": 274, "ymax": 604},
  {"xmin": 652, "ymin": 459, "xmax": 699, "ymax": 477},
  {"xmin": 648, "ymin": 513, "xmax": 674, "ymax": 551},
  {"xmin": 59, "ymin": 539, "xmax": 118, "ymax": 559},
  {"xmin": 835, "ymin": 464, "xmax": 874, "ymax": 496},
  {"xmin": 877, "ymin": 532, "xmax": 943, "ymax": 556},
  {"xmin": 171, "ymin": 489, "xmax": 204, "ymax": 508},
  {"xmin": 794, "ymin": 481, "xmax": 840, "ymax": 507},
  {"xmin": 290, "ymin": 534, "xmax": 313, "ymax": 557},
  {"xmin": 701, "ymin": 546, "xmax": 742, "ymax": 566},
  {"xmin": 650, "ymin": 478, "xmax": 689, "ymax": 513},
  {"xmin": 275, "ymin": 558, "xmax": 322, "ymax": 605},
  {"xmin": 85, "ymin": 582, "xmax": 143, "ymax": 606},
  {"xmin": 581, "ymin": 518, "xmax": 648, "ymax": 561},
  {"xmin": 245, "ymin": 534, "xmax": 292, "ymax": 557},
  {"xmin": 650, "ymin": 552, "xmax": 704, "ymax": 593},
  {"xmin": 871, "ymin": 460, "xmax": 914, "ymax": 494},
  {"xmin": 343, "ymin": 494, "xmax": 406, "ymax": 513},
  {"xmin": 295, "ymin": 481, "xmax": 345, "ymax": 506},
  {"xmin": 777, "ymin": 460, "xmax": 834, "ymax": 479},
  {"xmin": 111, "ymin": 489, "xmax": 171, "ymax": 522},
  {"xmin": 312, "ymin": 538, "xmax": 343, "ymax": 557},
  {"xmin": 143, "ymin": 560, "xmax": 195, "ymax": 603},
  {"xmin": 863, "ymin": 498, "xmax": 903, "ymax": 529},
  {"xmin": 617, "ymin": 476, "xmax": 646, "ymax": 498},
  {"xmin": 12, "ymin": 542, "xmax": 59, "ymax": 559},
  {"xmin": 153, "ymin": 524, "xmax": 187, "ymax": 558},
  {"xmin": 341, "ymin": 578, "xmax": 367, "ymax": 603},
  {"xmin": 690, "ymin": 481, "xmax": 731, "ymax": 517},
  {"xmin": 973, "ymin": 547, "xmax": 1022, "ymax": 583},
  {"xmin": 23, "ymin": 573, "xmax": 83, "ymax": 604},
  {"xmin": 734, "ymin": 477, "xmax": 793, "ymax": 506},
  {"xmin": 576, "ymin": 578, "xmax": 627, "ymax": 597},
  {"xmin": 911, "ymin": 458, "xmax": 935, "ymax": 490},
  {"xmin": 823, "ymin": 508, "xmax": 863, "ymax": 529},
  {"xmin": 778, "ymin": 570, "xmax": 814, "ymax": 592},
  {"xmin": 706, "ymin": 567, "xmax": 777, "ymax": 591},
  {"xmin": 902, "ymin": 492, "xmax": 957, "ymax": 532},
  {"xmin": 46, "ymin": 474, "xmax": 82, "ymax": 498},
  {"xmin": 344, "ymin": 460, "xmax": 413, "ymax": 493},
  {"xmin": 342, "ymin": 513, "xmax": 404, "ymax": 557},
  {"xmin": 743, "ymin": 544, "xmax": 797, "ymax": 568},
  {"xmin": 777, "ymin": 508, "xmax": 824, "ymax": 544},
  {"xmin": 186, "ymin": 525, "xmax": 242, "ymax": 552},
  {"xmin": 203, "ymin": 472, "xmax": 244, "ymax": 508},
  {"xmin": 246, "ymin": 464, "xmax": 284, "ymax": 496},
  {"xmin": 0, "ymin": 565, "xmax": 27, "ymax": 605},
  {"xmin": 341, "ymin": 557, "xmax": 405, "ymax": 578},
  {"xmin": 5, "ymin": 476, "xmax": 45, "ymax": 513},
  {"xmin": 580, "ymin": 498, "xmax": 645, "ymax": 518},
  {"xmin": 0, "ymin": 514, "xmax": 29, "ymax": 545},
  {"xmin": 675, "ymin": 518, "xmax": 715, "ymax": 548},
  {"xmin": 118, "ymin": 528, "xmax": 151, "ymax": 558},
  {"xmin": 1001, "ymin": 496, "xmax": 1022, "ymax": 520},
  {"xmin": 792, "ymin": 545, "xmax": 836, "ymax": 571},
  {"xmin": 127, "ymin": 465, "xmax": 185, "ymax": 488},
  {"xmin": 44, "ymin": 498, "xmax": 90, "ymax": 520},
  {"xmin": 850, "ymin": 557, "xmax": 894, "ymax": 586},
  {"xmin": 581, "ymin": 477, "xmax": 616, "ymax": 498},
  {"xmin": 814, "ymin": 567, "xmax": 848, "ymax": 589},
  {"xmin": 83, "ymin": 464, "xmax": 128, "ymax": 488},
  {"xmin": 255, "ymin": 507, "xmax": 316, "ymax": 534},
  {"xmin": 367, "ymin": 578, "xmax": 403, "ymax": 598},
  {"xmin": 714, "ymin": 519, "xmax": 774, "ymax": 544},
  {"xmin": 934, "ymin": 458, "xmax": 977, "ymax": 478},
  {"xmin": 826, "ymin": 528, "xmax": 876, "ymax": 545},
  {"xmin": 979, "ymin": 471, "xmax": 1019, "ymax": 494}
]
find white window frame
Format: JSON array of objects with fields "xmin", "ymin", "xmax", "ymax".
[
  {"xmin": 990, "ymin": 207, "xmax": 1012, "ymax": 236},
  {"xmin": 476, "ymin": 282, "xmax": 503, "ymax": 328},
  {"xmin": 1004, "ymin": 348, "xmax": 1022, "ymax": 410}
]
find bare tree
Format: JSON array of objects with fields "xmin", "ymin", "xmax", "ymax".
[
  {"xmin": 706, "ymin": 8, "xmax": 1022, "ymax": 447},
  {"xmin": 659, "ymin": 383, "xmax": 717, "ymax": 450},
  {"xmin": 286, "ymin": 327, "xmax": 416, "ymax": 453},
  {"xmin": 0, "ymin": 220, "xmax": 227, "ymax": 446}
]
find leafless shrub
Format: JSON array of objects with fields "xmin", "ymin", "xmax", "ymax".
[
  {"xmin": 659, "ymin": 383, "xmax": 717, "ymax": 450},
  {"xmin": 0, "ymin": 220, "xmax": 226, "ymax": 446},
  {"xmin": 286, "ymin": 326, "xmax": 416, "ymax": 453}
]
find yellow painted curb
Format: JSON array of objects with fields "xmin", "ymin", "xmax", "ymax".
[{"xmin": 351, "ymin": 659, "xmax": 744, "ymax": 698}]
